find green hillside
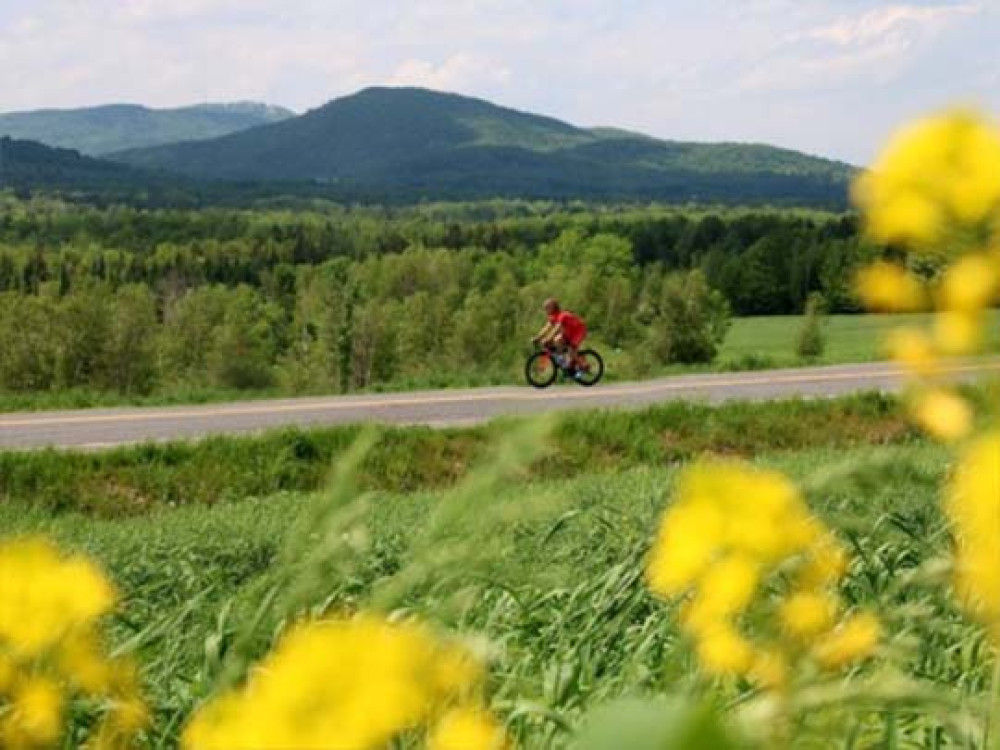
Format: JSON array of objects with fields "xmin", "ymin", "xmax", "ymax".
[
  {"xmin": 111, "ymin": 87, "xmax": 855, "ymax": 206},
  {"xmin": 0, "ymin": 137, "xmax": 150, "ymax": 191},
  {"xmin": 0, "ymin": 102, "xmax": 294, "ymax": 156}
]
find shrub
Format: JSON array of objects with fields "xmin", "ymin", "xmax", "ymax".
[
  {"xmin": 796, "ymin": 292, "xmax": 826, "ymax": 359},
  {"xmin": 648, "ymin": 270, "xmax": 730, "ymax": 364}
]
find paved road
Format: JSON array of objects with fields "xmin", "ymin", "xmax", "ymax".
[{"xmin": 1, "ymin": 360, "xmax": 997, "ymax": 451}]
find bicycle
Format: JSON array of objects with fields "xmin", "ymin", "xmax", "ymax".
[{"xmin": 524, "ymin": 342, "xmax": 605, "ymax": 388}]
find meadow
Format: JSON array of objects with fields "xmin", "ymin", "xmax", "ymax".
[
  {"xmin": 2, "ymin": 383, "xmax": 997, "ymax": 747},
  {"xmin": 717, "ymin": 310, "xmax": 1000, "ymax": 370},
  {"xmin": 0, "ymin": 427, "xmax": 986, "ymax": 747}
]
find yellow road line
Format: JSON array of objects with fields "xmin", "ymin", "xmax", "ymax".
[{"xmin": 1, "ymin": 362, "xmax": 997, "ymax": 430}]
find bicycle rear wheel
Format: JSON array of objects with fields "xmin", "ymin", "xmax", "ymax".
[
  {"xmin": 525, "ymin": 351, "xmax": 558, "ymax": 388},
  {"xmin": 574, "ymin": 349, "xmax": 604, "ymax": 387}
]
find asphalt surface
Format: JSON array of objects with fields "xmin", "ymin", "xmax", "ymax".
[{"xmin": 1, "ymin": 360, "xmax": 997, "ymax": 451}]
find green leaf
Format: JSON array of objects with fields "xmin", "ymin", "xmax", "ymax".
[{"xmin": 574, "ymin": 696, "xmax": 746, "ymax": 750}]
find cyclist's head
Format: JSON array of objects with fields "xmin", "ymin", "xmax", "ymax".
[{"xmin": 544, "ymin": 298, "xmax": 560, "ymax": 315}]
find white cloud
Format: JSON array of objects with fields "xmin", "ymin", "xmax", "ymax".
[
  {"xmin": 0, "ymin": 0, "xmax": 996, "ymax": 163},
  {"xmin": 737, "ymin": 1, "xmax": 985, "ymax": 95},
  {"xmin": 389, "ymin": 54, "xmax": 512, "ymax": 92},
  {"xmin": 805, "ymin": 3, "xmax": 982, "ymax": 46}
]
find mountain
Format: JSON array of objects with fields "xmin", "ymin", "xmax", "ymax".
[
  {"xmin": 0, "ymin": 102, "xmax": 295, "ymax": 156},
  {"xmin": 0, "ymin": 137, "xmax": 155, "ymax": 192},
  {"xmin": 109, "ymin": 87, "xmax": 854, "ymax": 206}
]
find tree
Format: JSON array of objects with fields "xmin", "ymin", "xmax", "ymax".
[
  {"xmin": 796, "ymin": 292, "xmax": 826, "ymax": 360},
  {"xmin": 99, "ymin": 286, "xmax": 158, "ymax": 394},
  {"xmin": 648, "ymin": 270, "xmax": 730, "ymax": 364}
]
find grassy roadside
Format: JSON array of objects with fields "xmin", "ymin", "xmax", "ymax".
[
  {"xmin": 0, "ymin": 442, "xmax": 967, "ymax": 747},
  {"xmin": 1, "ymin": 310, "xmax": 997, "ymax": 414},
  {"xmin": 0, "ymin": 390, "xmax": 927, "ymax": 515}
]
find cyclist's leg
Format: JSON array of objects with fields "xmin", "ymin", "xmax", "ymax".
[
  {"xmin": 568, "ymin": 330, "xmax": 586, "ymax": 370},
  {"xmin": 553, "ymin": 333, "xmax": 570, "ymax": 363}
]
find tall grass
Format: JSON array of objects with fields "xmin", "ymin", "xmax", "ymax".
[
  {"xmin": 0, "ymin": 390, "xmax": 922, "ymax": 515},
  {"xmin": 0, "ymin": 442, "xmax": 977, "ymax": 747}
]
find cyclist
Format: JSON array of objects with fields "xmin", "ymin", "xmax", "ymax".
[{"xmin": 531, "ymin": 298, "xmax": 588, "ymax": 374}]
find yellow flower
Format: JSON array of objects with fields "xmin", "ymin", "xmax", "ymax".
[
  {"xmin": 853, "ymin": 178, "xmax": 943, "ymax": 246},
  {"xmin": 946, "ymin": 431, "xmax": 1000, "ymax": 623},
  {"xmin": 940, "ymin": 253, "xmax": 1000, "ymax": 312},
  {"xmin": 646, "ymin": 499, "xmax": 725, "ymax": 597},
  {"xmin": 429, "ymin": 707, "xmax": 506, "ymax": 750},
  {"xmin": 694, "ymin": 624, "xmax": 755, "ymax": 677},
  {"xmin": 911, "ymin": 388, "xmax": 973, "ymax": 442},
  {"xmin": 682, "ymin": 554, "xmax": 760, "ymax": 633},
  {"xmin": 727, "ymin": 471, "xmax": 814, "ymax": 563},
  {"xmin": 88, "ymin": 695, "xmax": 152, "ymax": 750},
  {"xmin": 854, "ymin": 109, "xmax": 1000, "ymax": 245},
  {"xmin": 934, "ymin": 310, "xmax": 983, "ymax": 356},
  {"xmin": 813, "ymin": 613, "xmax": 881, "ymax": 669},
  {"xmin": 0, "ymin": 537, "xmax": 117, "ymax": 657},
  {"xmin": 855, "ymin": 262, "xmax": 925, "ymax": 312},
  {"xmin": 3, "ymin": 675, "xmax": 64, "ymax": 747},
  {"xmin": 56, "ymin": 632, "xmax": 115, "ymax": 694},
  {"xmin": 886, "ymin": 328, "xmax": 938, "ymax": 378},
  {"xmin": 797, "ymin": 534, "xmax": 848, "ymax": 589},
  {"xmin": 647, "ymin": 461, "xmax": 850, "ymax": 683},
  {"xmin": 0, "ymin": 651, "xmax": 15, "ymax": 693},
  {"xmin": 779, "ymin": 591, "xmax": 838, "ymax": 639},
  {"xmin": 750, "ymin": 649, "xmax": 788, "ymax": 690},
  {"xmin": 183, "ymin": 616, "xmax": 486, "ymax": 750}
]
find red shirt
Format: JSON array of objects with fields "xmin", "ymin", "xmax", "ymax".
[{"xmin": 548, "ymin": 310, "xmax": 586, "ymax": 343}]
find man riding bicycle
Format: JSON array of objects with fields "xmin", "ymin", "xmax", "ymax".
[{"xmin": 531, "ymin": 298, "xmax": 588, "ymax": 374}]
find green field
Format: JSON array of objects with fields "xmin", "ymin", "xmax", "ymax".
[
  {"xmin": 716, "ymin": 309, "xmax": 1000, "ymax": 370},
  {"xmin": 1, "ymin": 439, "xmax": 985, "ymax": 747},
  {"xmin": 3, "ymin": 387, "xmax": 997, "ymax": 747}
]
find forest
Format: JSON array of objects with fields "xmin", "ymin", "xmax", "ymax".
[{"xmin": 0, "ymin": 194, "xmax": 880, "ymax": 398}]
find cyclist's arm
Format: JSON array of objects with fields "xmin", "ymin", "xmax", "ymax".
[{"xmin": 533, "ymin": 321, "xmax": 556, "ymax": 343}]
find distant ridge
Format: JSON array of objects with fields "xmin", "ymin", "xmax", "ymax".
[
  {"xmin": 0, "ymin": 102, "xmax": 295, "ymax": 156},
  {"xmin": 108, "ymin": 87, "xmax": 854, "ymax": 206},
  {"xmin": 0, "ymin": 136, "xmax": 150, "ymax": 191}
]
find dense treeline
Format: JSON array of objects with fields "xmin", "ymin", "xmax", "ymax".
[
  {"xmin": 0, "ymin": 196, "xmax": 867, "ymax": 313},
  {"xmin": 0, "ymin": 196, "xmax": 879, "ymax": 397}
]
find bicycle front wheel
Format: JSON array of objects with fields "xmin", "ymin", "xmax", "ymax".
[{"xmin": 525, "ymin": 351, "xmax": 558, "ymax": 388}]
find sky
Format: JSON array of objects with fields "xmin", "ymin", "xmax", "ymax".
[{"xmin": 0, "ymin": 0, "xmax": 997, "ymax": 164}]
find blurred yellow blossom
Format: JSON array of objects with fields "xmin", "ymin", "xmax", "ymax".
[
  {"xmin": 933, "ymin": 309, "xmax": 984, "ymax": 356},
  {"xmin": 886, "ymin": 328, "xmax": 938, "ymax": 378},
  {"xmin": 3, "ymin": 675, "xmax": 64, "ymax": 747},
  {"xmin": 645, "ymin": 498, "xmax": 725, "ymax": 597},
  {"xmin": 779, "ymin": 592, "xmax": 838, "ymax": 640},
  {"xmin": 750, "ymin": 649, "xmax": 788, "ymax": 690},
  {"xmin": 853, "ymin": 109, "xmax": 1000, "ymax": 246},
  {"xmin": 183, "ymin": 615, "xmax": 494, "ymax": 750},
  {"xmin": 0, "ymin": 536, "xmax": 146, "ymax": 749},
  {"xmin": 682, "ymin": 554, "xmax": 760, "ymax": 631},
  {"xmin": 695, "ymin": 624, "xmax": 755, "ymax": 677},
  {"xmin": 939, "ymin": 252, "xmax": 1000, "ymax": 312},
  {"xmin": 946, "ymin": 432, "xmax": 1000, "ymax": 624},
  {"xmin": 646, "ymin": 461, "xmax": 866, "ymax": 684},
  {"xmin": 911, "ymin": 388, "xmax": 973, "ymax": 443},
  {"xmin": 813, "ymin": 613, "xmax": 881, "ymax": 670},
  {"xmin": 798, "ymin": 537, "xmax": 849, "ymax": 590},
  {"xmin": 429, "ymin": 707, "xmax": 507, "ymax": 750},
  {"xmin": 856, "ymin": 262, "xmax": 925, "ymax": 312},
  {"xmin": 0, "ymin": 538, "xmax": 117, "ymax": 657}
]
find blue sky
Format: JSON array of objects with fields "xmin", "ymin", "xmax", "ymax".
[{"xmin": 0, "ymin": 0, "xmax": 996, "ymax": 163}]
